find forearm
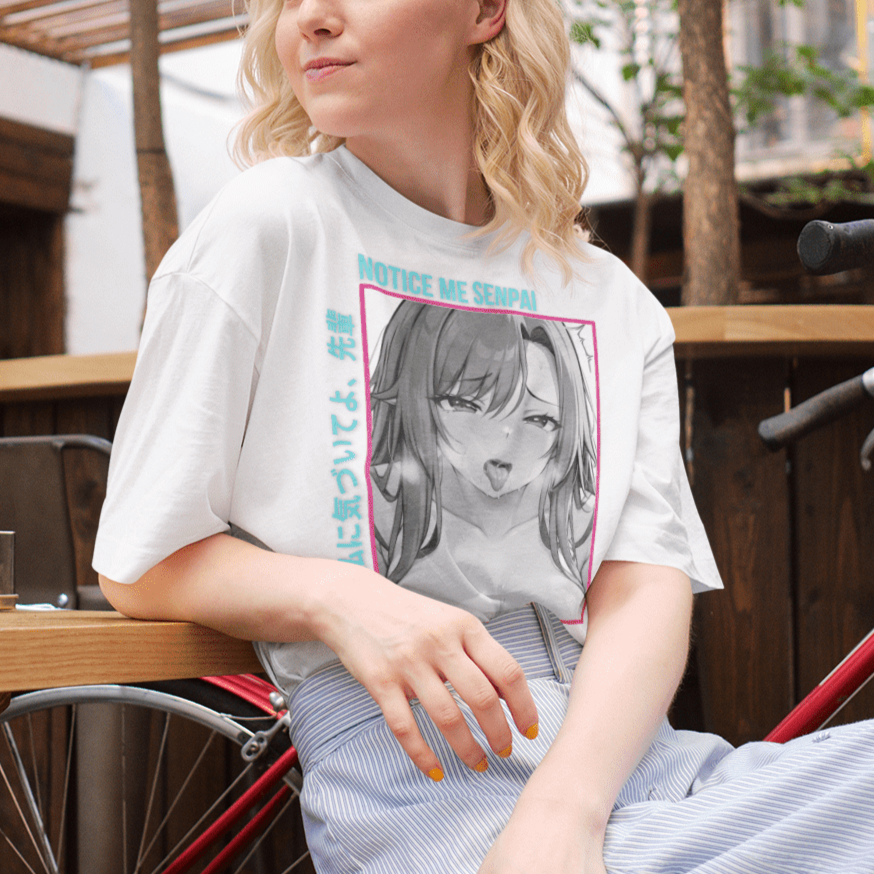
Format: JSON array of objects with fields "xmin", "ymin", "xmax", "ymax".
[
  {"xmin": 99, "ymin": 532, "xmax": 371, "ymax": 643},
  {"xmin": 528, "ymin": 560, "xmax": 693, "ymax": 832}
]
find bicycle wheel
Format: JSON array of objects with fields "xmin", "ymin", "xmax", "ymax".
[{"xmin": 0, "ymin": 679, "xmax": 314, "ymax": 874}]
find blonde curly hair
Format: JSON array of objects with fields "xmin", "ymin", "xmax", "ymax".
[{"xmin": 234, "ymin": 0, "xmax": 588, "ymax": 281}]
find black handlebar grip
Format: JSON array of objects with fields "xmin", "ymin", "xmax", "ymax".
[
  {"xmin": 758, "ymin": 369, "xmax": 874, "ymax": 450},
  {"xmin": 797, "ymin": 220, "xmax": 874, "ymax": 275}
]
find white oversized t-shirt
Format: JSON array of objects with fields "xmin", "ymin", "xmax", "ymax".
[{"xmin": 93, "ymin": 146, "xmax": 722, "ymax": 694}]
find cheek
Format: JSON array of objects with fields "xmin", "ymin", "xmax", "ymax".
[
  {"xmin": 516, "ymin": 429, "xmax": 558, "ymax": 466},
  {"xmin": 273, "ymin": 14, "xmax": 298, "ymax": 80},
  {"xmin": 437, "ymin": 412, "xmax": 481, "ymax": 453}
]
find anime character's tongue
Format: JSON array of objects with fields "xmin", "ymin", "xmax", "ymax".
[{"xmin": 484, "ymin": 459, "xmax": 512, "ymax": 492}]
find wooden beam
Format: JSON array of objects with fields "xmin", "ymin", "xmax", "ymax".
[{"xmin": 87, "ymin": 24, "xmax": 242, "ymax": 67}]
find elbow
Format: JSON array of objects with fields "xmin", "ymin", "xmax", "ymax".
[
  {"xmin": 98, "ymin": 572, "xmax": 161, "ymax": 620},
  {"xmin": 98, "ymin": 573, "xmax": 134, "ymax": 615}
]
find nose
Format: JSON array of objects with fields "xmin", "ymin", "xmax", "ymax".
[{"xmin": 297, "ymin": 0, "xmax": 343, "ymax": 40}]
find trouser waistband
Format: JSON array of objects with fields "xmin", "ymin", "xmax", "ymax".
[{"xmin": 288, "ymin": 603, "xmax": 582, "ymax": 772}]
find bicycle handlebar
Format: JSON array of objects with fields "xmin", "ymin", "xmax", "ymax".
[
  {"xmin": 758, "ymin": 367, "xmax": 874, "ymax": 450},
  {"xmin": 797, "ymin": 220, "xmax": 874, "ymax": 275}
]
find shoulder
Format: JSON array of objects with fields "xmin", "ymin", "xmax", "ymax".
[
  {"xmin": 154, "ymin": 152, "xmax": 351, "ymax": 280},
  {"xmin": 204, "ymin": 153, "xmax": 339, "ymax": 220}
]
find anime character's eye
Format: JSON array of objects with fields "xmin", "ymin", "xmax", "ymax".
[
  {"xmin": 435, "ymin": 395, "xmax": 482, "ymax": 414},
  {"xmin": 524, "ymin": 413, "xmax": 560, "ymax": 432}
]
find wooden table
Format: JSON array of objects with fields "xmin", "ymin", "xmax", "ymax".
[{"xmin": 0, "ymin": 609, "xmax": 263, "ymax": 707}]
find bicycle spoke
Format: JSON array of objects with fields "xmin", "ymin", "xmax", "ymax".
[
  {"xmin": 279, "ymin": 848, "xmax": 313, "ymax": 874},
  {"xmin": 53, "ymin": 706, "xmax": 76, "ymax": 872},
  {"xmin": 25, "ymin": 714, "xmax": 43, "ymax": 826},
  {"xmin": 150, "ymin": 751, "xmax": 260, "ymax": 874},
  {"xmin": 139, "ymin": 728, "xmax": 224, "ymax": 873},
  {"xmin": 133, "ymin": 712, "xmax": 172, "ymax": 874},
  {"xmin": 1, "ymin": 723, "xmax": 58, "ymax": 874},
  {"xmin": 1, "ymin": 824, "xmax": 42, "ymax": 874},
  {"xmin": 122, "ymin": 705, "xmax": 129, "ymax": 874}
]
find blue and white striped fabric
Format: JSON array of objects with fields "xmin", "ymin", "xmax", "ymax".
[{"xmin": 288, "ymin": 605, "xmax": 874, "ymax": 874}]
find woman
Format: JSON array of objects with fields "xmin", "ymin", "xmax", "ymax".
[{"xmin": 94, "ymin": 0, "xmax": 874, "ymax": 870}]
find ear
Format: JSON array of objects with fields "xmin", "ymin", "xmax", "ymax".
[{"xmin": 471, "ymin": 0, "xmax": 507, "ymax": 45}]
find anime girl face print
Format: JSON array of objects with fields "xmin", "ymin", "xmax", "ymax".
[
  {"xmin": 361, "ymin": 287, "xmax": 599, "ymax": 623},
  {"xmin": 435, "ymin": 339, "xmax": 561, "ymax": 498}
]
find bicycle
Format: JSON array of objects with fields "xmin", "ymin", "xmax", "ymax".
[
  {"xmin": 2, "ymin": 219, "xmax": 873, "ymax": 873},
  {"xmin": 0, "ymin": 673, "xmax": 311, "ymax": 874}
]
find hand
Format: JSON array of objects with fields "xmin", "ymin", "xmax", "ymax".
[
  {"xmin": 477, "ymin": 791, "xmax": 608, "ymax": 874},
  {"xmin": 309, "ymin": 562, "xmax": 539, "ymax": 780}
]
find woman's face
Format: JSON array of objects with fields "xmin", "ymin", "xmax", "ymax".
[
  {"xmin": 274, "ymin": 0, "xmax": 486, "ymax": 145},
  {"xmin": 435, "ymin": 341, "xmax": 561, "ymax": 499}
]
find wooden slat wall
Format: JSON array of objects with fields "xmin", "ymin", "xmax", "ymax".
[
  {"xmin": 677, "ymin": 355, "xmax": 874, "ymax": 744},
  {"xmin": 682, "ymin": 358, "xmax": 796, "ymax": 742}
]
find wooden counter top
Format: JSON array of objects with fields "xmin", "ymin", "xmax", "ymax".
[
  {"xmin": 1, "ymin": 306, "xmax": 873, "ymax": 402},
  {"xmin": 669, "ymin": 305, "xmax": 874, "ymax": 357},
  {"xmin": 0, "ymin": 609, "xmax": 263, "ymax": 693},
  {"xmin": 0, "ymin": 351, "xmax": 135, "ymax": 402}
]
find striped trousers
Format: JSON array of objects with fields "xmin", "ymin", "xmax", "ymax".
[{"xmin": 288, "ymin": 605, "xmax": 874, "ymax": 873}]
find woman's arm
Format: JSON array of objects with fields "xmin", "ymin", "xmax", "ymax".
[
  {"xmin": 99, "ymin": 533, "xmax": 539, "ymax": 781},
  {"xmin": 478, "ymin": 559, "xmax": 693, "ymax": 874}
]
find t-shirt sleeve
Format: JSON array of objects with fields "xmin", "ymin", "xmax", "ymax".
[
  {"xmin": 602, "ymin": 305, "xmax": 722, "ymax": 593},
  {"xmin": 92, "ymin": 272, "xmax": 259, "ymax": 584}
]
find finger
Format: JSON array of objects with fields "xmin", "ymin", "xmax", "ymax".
[
  {"xmin": 463, "ymin": 629, "xmax": 539, "ymax": 741},
  {"xmin": 441, "ymin": 658, "xmax": 515, "ymax": 759},
  {"xmin": 376, "ymin": 688, "xmax": 446, "ymax": 782},
  {"xmin": 413, "ymin": 675, "xmax": 490, "ymax": 772}
]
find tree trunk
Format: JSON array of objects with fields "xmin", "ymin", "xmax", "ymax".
[
  {"xmin": 677, "ymin": 0, "xmax": 739, "ymax": 305},
  {"xmin": 130, "ymin": 0, "xmax": 178, "ymax": 286},
  {"xmin": 630, "ymin": 176, "xmax": 652, "ymax": 284}
]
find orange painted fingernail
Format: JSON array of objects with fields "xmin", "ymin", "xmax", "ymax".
[
  {"xmin": 474, "ymin": 756, "xmax": 489, "ymax": 773},
  {"xmin": 524, "ymin": 723, "xmax": 539, "ymax": 740},
  {"xmin": 498, "ymin": 744, "xmax": 513, "ymax": 758},
  {"xmin": 428, "ymin": 767, "xmax": 444, "ymax": 782}
]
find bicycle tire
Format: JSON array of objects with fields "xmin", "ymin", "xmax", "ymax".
[{"xmin": 0, "ymin": 679, "xmax": 314, "ymax": 874}]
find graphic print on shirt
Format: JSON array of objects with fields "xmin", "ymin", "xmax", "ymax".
[{"xmin": 360, "ymin": 285, "xmax": 599, "ymax": 626}]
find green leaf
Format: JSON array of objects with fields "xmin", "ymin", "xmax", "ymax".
[
  {"xmin": 853, "ymin": 85, "xmax": 874, "ymax": 108},
  {"xmin": 569, "ymin": 21, "xmax": 600, "ymax": 48},
  {"xmin": 622, "ymin": 63, "xmax": 641, "ymax": 81}
]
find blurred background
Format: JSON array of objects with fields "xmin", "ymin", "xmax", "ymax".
[{"xmin": 2, "ymin": 0, "xmax": 874, "ymax": 357}]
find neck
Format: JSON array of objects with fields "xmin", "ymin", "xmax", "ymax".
[{"xmin": 345, "ymin": 100, "xmax": 492, "ymax": 226}]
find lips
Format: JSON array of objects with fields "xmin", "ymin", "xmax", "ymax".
[
  {"xmin": 483, "ymin": 460, "xmax": 512, "ymax": 492},
  {"xmin": 303, "ymin": 58, "xmax": 353, "ymax": 82}
]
